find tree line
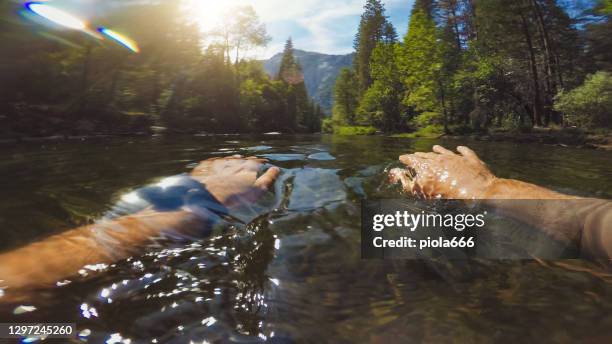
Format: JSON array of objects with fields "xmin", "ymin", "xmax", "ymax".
[
  {"xmin": 0, "ymin": 1, "xmax": 322, "ymax": 137},
  {"xmin": 328, "ymin": 0, "xmax": 612, "ymax": 135}
]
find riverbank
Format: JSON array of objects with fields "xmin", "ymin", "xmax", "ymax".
[
  {"xmin": 450, "ymin": 129, "xmax": 612, "ymax": 150},
  {"xmin": 330, "ymin": 125, "xmax": 612, "ymax": 150},
  {"xmin": 2, "ymin": 127, "xmax": 611, "ymax": 150}
]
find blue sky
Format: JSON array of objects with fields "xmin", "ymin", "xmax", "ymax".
[{"xmin": 254, "ymin": 0, "xmax": 415, "ymax": 58}]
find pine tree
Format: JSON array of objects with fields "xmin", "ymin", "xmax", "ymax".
[
  {"xmin": 353, "ymin": 0, "xmax": 393, "ymax": 94},
  {"xmin": 332, "ymin": 68, "xmax": 359, "ymax": 125},
  {"xmin": 398, "ymin": 0, "xmax": 442, "ymax": 114},
  {"xmin": 413, "ymin": 0, "xmax": 435, "ymax": 17},
  {"xmin": 276, "ymin": 37, "xmax": 317, "ymax": 132},
  {"xmin": 358, "ymin": 39, "xmax": 403, "ymax": 131},
  {"xmin": 277, "ymin": 38, "xmax": 300, "ymax": 82},
  {"xmin": 586, "ymin": 0, "xmax": 612, "ymax": 71}
]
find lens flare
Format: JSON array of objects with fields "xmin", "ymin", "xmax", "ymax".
[
  {"xmin": 25, "ymin": 2, "xmax": 87, "ymax": 30},
  {"xmin": 98, "ymin": 27, "xmax": 140, "ymax": 53}
]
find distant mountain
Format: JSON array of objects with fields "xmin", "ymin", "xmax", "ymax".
[{"xmin": 263, "ymin": 49, "xmax": 353, "ymax": 114}]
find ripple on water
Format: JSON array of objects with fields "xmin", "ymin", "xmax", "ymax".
[
  {"xmin": 242, "ymin": 146, "xmax": 273, "ymax": 152},
  {"xmin": 286, "ymin": 168, "xmax": 346, "ymax": 211},
  {"xmin": 259, "ymin": 154, "xmax": 306, "ymax": 161},
  {"xmin": 307, "ymin": 152, "xmax": 335, "ymax": 161}
]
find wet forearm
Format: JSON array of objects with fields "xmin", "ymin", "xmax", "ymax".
[
  {"xmin": 483, "ymin": 178, "xmax": 612, "ymax": 258},
  {"xmin": 0, "ymin": 210, "xmax": 205, "ymax": 290},
  {"xmin": 484, "ymin": 178, "xmax": 579, "ymax": 200}
]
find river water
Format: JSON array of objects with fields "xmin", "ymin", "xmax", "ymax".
[{"xmin": 0, "ymin": 134, "xmax": 611, "ymax": 343}]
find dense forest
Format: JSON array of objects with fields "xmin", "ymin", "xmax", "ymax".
[
  {"xmin": 328, "ymin": 0, "xmax": 612, "ymax": 135},
  {"xmin": 0, "ymin": 1, "xmax": 322, "ymax": 137}
]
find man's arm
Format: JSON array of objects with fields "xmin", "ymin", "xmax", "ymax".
[
  {"xmin": 391, "ymin": 145, "xmax": 611, "ymax": 259},
  {"xmin": 0, "ymin": 209, "xmax": 203, "ymax": 290},
  {"xmin": 0, "ymin": 156, "xmax": 279, "ymax": 293}
]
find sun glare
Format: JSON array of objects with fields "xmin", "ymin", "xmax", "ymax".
[
  {"xmin": 183, "ymin": 0, "xmax": 244, "ymax": 32},
  {"xmin": 98, "ymin": 27, "xmax": 140, "ymax": 53},
  {"xmin": 25, "ymin": 2, "xmax": 87, "ymax": 30}
]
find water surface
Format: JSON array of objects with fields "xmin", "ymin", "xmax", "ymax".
[{"xmin": 0, "ymin": 135, "xmax": 611, "ymax": 343}]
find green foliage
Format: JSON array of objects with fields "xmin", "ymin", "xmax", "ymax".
[
  {"xmin": 332, "ymin": 68, "xmax": 359, "ymax": 125},
  {"xmin": 321, "ymin": 118, "xmax": 335, "ymax": 133},
  {"xmin": 0, "ymin": 1, "xmax": 321, "ymax": 137},
  {"xmin": 357, "ymin": 42, "xmax": 403, "ymax": 131},
  {"xmin": 412, "ymin": 124, "xmax": 444, "ymax": 137},
  {"xmin": 330, "ymin": 0, "xmax": 611, "ymax": 136},
  {"xmin": 215, "ymin": 5, "xmax": 271, "ymax": 64},
  {"xmin": 587, "ymin": 1, "xmax": 612, "ymax": 71},
  {"xmin": 356, "ymin": 85, "xmax": 385, "ymax": 126},
  {"xmin": 392, "ymin": 125, "xmax": 444, "ymax": 138},
  {"xmin": 334, "ymin": 126, "xmax": 377, "ymax": 136},
  {"xmin": 277, "ymin": 38, "xmax": 300, "ymax": 82},
  {"xmin": 329, "ymin": 0, "xmax": 612, "ymax": 137},
  {"xmin": 412, "ymin": 111, "xmax": 441, "ymax": 127},
  {"xmin": 398, "ymin": 0, "xmax": 441, "ymax": 113},
  {"xmin": 554, "ymin": 72, "xmax": 612, "ymax": 128},
  {"xmin": 599, "ymin": 0, "xmax": 612, "ymax": 15},
  {"xmin": 275, "ymin": 38, "xmax": 321, "ymax": 132},
  {"xmin": 336, "ymin": 1, "xmax": 402, "ymax": 134},
  {"xmin": 353, "ymin": 0, "xmax": 394, "ymax": 93}
]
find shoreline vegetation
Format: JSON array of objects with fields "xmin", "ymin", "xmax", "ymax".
[
  {"xmin": 2, "ymin": 128, "xmax": 611, "ymax": 151},
  {"xmin": 326, "ymin": 124, "xmax": 612, "ymax": 150},
  {"xmin": 1, "ymin": 2, "xmax": 322, "ymax": 139},
  {"xmin": 326, "ymin": 0, "xmax": 612, "ymax": 142}
]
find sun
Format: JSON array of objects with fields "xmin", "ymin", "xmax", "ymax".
[{"xmin": 182, "ymin": 0, "xmax": 243, "ymax": 32}]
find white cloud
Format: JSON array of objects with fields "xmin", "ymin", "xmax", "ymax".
[
  {"xmin": 295, "ymin": 0, "xmax": 364, "ymax": 53},
  {"xmin": 246, "ymin": 0, "xmax": 412, "ymax": 57}
]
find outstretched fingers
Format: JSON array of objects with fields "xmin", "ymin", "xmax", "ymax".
[
  {"xmin": 399, "ymin": 154, "xmax": 414, "ymax": 165},
  {"xmin": 254, "ymin": 167, "xmax": 281, "ymax": 190},
  {"xmin": 456, "ymin": 146, "xmax": 481, "ymax": 164},
  {"xmin": 399, "ymin": 154, "xmax": 429, "ymax": 168},
  {"xmin": 414, "ymin": 152, "xmax": 437, "ymax": 159},
  {"xmin": 433, "ymin": 145, "xmax": 454, "ymax": 155}
]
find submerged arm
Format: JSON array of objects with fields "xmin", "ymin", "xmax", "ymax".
[
  {"xmin": 0, "ymin": 156, "xmax": 279, "ymax": 292},
  {"xmin": 0, "ymin": 209, "xmax": 202, "ymax": 289}
]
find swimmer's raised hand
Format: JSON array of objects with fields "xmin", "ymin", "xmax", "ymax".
[
  {"xmin": 391, "ymin": 146, "xmax": 612, "ymax": 260},
  {"xmin": 390, "ymin": 145, "xmax": 496, "ymax": 199},
  {"xmin": 391, "ymin": 145, "xmax": 583, "ymax": 200}
]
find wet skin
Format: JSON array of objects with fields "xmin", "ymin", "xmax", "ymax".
[
  {"xmin": 390, "ymin": 145, "xmax": 579, "ymax": 200},
  {"xmin": 391, "ymin": 145, "xmax": 612, "ymax": 260},
  {"xmin": 1, "ymin": 147, "xmax": 609, "ymax": 303},
  {"xmin": 0, "ymin": 156, "xmax": 280, "ymax": 299}
]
